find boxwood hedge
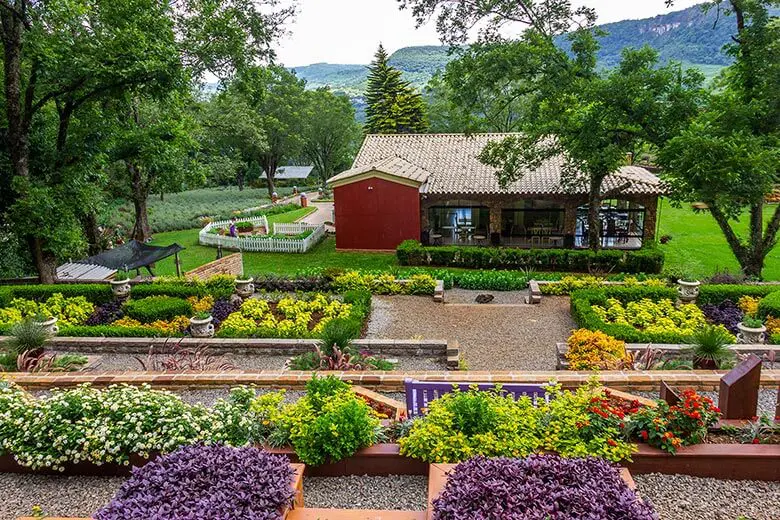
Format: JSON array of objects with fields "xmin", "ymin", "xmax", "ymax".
[
  {"xmin": 396, "ymin": 240, "xmax": 664, "ymax": 274},
  {"xmin": 124, "ymin": 296, "xmax": 193, "ymax": 323},
  {"xmin": 697, "ymin": 284, "xmax": 780, "ymax": 306},
  {"xmin": 0, "ymin": 284, "xmax": 114, "ymax": 307},
  {"xmin": 758, "ymin": 290, "xmax": 780, "ymax": 318}
]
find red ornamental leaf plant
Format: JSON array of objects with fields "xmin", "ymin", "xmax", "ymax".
[
  {"xmin": 95, "ymin": 444, "xmax": 296, "ymax": 520},
  {"xmin": 432, "ymin": 455, "xmax": 658, "ymax": 520}
]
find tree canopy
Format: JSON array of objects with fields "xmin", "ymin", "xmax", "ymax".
[{"xmin": 364, "ymin": 45, "xmax": 428, "ymax": 134}]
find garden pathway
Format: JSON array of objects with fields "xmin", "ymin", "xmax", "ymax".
[
  {"xmin": 298, "ymin": 201, "xmax": 334, "ymax": 231},
  {"xmin": 366, "ymin": 292, "xmax": 576, "ymax": 371}
]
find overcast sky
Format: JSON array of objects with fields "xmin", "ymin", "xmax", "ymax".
[{"xmin": 274, "ymin": 0, "xmax": 704, "ymax": 67}]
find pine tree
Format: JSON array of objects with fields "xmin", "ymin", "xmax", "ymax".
[{"xmin": 364, "ymin": 44, "xmax": 428, "ymax": 134}]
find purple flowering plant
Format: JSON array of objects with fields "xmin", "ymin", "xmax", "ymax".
[
  {"xmin": 701, "ymin": 299, "xmax": 744, "ymax": 334},
  {"xmin": 433, "ymin": 455, "xmax": 658, "ymax": 520},
  {"xmin": 94, "ymin": 444, "xmax": 296, "ymax": 520}
]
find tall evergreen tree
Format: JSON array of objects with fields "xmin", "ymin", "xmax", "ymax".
[{"xmin": 364, "ymin": 45, "xmax": 428, "ymax": 134}]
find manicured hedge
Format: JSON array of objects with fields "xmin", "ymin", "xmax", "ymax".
[
  {"xmin": 0, "ymin": 284, "xmax": 114, "ymax": 306},
  {"xmin": 758, "ymin": 290, "xmax": 780, "ymax": 318},
  {"xmin": 59, "ymin": 325, "xmax": 182, "ymax": 338},
  {"xmin": 570, "ymin": 286, "xmax": 694, "ymax": 344},
  {"xmin": 131, "ymin": 280, "xmax": 234, "ymax": 300},
  {"xmin": 396, "ymin": 240, "xmax": 664, "ymax": 274},
  {"xmin": 124, "ymin": 296, "xmax": 193, "ymax": 323},
  {"xmin": 697, "ymin": 284, "xmax": 780, "ymax": 306}
]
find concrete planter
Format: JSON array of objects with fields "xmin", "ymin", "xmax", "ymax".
[
  {"xmin": 110, "ymin": 279, "xmax": 131, "ymax": 298},
  {"xmin": 737, "ymin": 322, "xmax": 767, "ymax": 344},
  {"xmin": 189, "ymin": 315, "xmax": 215, "ymax": 338},
  {"xmin": 676, "ymin": 279, "xmax": 701, "ymax": 303},
  {"xmin": 32, "ymin": 317, "xmax": 58, "ymax": 336},
  {"xmin": 234, "ymin": 277, "xmax": 255, "ymax": 298}
]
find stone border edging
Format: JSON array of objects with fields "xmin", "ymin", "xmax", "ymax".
[{"xmin": 6, "ymin": 369, "xmax": 779, "ymax": 392}]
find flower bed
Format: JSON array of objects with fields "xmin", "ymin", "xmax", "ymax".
[
  {"xmin": 571, "ymin": 284, "xmax": 780, "ymax": 344},
  {"xmin": 200, "ymin": 217, "xmax": 326, "ymax": 253}
]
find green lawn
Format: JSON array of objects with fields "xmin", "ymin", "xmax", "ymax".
[
  {"xmin": 149, "ymin": 207, "xmax": 397, "ymax": 276},
  {"xmin": 657, "ymin": 199, "xmax": 780, "ymax": 280},
  {"xmin": 150, "ymin": 199, "xmax": 780, "ymax": 280}
]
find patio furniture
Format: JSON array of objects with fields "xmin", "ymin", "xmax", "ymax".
[
  {"xmin": 430, "ymin": 233, "xmax": 443, "ymax": 245},
  {"xmin": 472, "ymin": 229, "xmax": 487, "ymax": 245},
  {"xmin": 404, "ymin": 379, "xmax": 550, "ymax": 417}
]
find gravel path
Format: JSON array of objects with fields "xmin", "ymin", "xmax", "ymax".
[
  {"xmin": 366, "ymin": 295, "xmax": 575, "ymax": 370},
  {"xmin": 445, "ymin": 288, "xmax": 529, "ymax": 304},
  {"xmin": 0, "ymin": 473, "xmax": 124, "ymax": 519},
  {"xmin": 636, "ymin": 389, "xmax": 779, "ymax": 418},
  {"xmin": 634, "ymin": 473, "xmax": 780, "ymax": 520},
  {"xmin": 304, "ymin": 475, "xmax": 428, "ymax": 510}
]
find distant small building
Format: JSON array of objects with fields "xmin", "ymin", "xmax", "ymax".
[{"xmin": 264, "ymin": 166, "xmax": 314, "ymax": 181}]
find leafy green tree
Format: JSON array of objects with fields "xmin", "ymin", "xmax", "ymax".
[
  {"xmin": 661, "ymin": 1, "xmax": 780, "ymax": 277},
  {"xmin": 108, "ymin": 94, "xmax": 204, "ymax": 242},
  {"xmin": 0, "ymin": 0, "xmax": 292, "ymax": 281},
  {"xmin": 225, "ymin": 66, "xmax": 308, "ymax": 196},
  {"xmin": 364, "ymin": 44, "xmax": 428, "ymax": 134},
  {"xmin": 302, "ymin": 88, "xmax": 361, "ymax": 187}
]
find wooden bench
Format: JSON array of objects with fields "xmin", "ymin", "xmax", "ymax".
[
  {"xmin": 525, "ymin": 279, "xmax": 542, "ymax": 304},
  {"xmin": 404, "ymin": 378, "xmax": 549, "ymax": 418}
]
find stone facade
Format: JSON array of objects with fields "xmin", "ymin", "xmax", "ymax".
[
  {"xmin": 420, "ymin": 193, "xmax": 658, "ymax": 247},
  {"xmin": 185, "ymin": 253, "xmax": 243, "ymax": 280}
]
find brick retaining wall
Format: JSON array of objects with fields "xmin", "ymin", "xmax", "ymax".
[
  {"xmin": 7, "ymin": 369, "xmax": 779, "ymax": 392},
  {"xmin": 184, "ymin": 253, "xmax": 243, "ymax": 280}
]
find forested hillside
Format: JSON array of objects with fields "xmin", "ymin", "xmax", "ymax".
[{"xmin": 292, "ymin": 3, "xmax": 779, "ymax": 97}]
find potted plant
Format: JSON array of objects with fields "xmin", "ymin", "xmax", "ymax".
[
  {"xmin": 110, "ymin": 271, "xmax": 132, "ymax": 298},
  {"xmin": 676, "ymin": 275, "xmax": 701, "ymax": 303},
  {"xmin": 737, "ymin": 316, "xmax": 767, "ymax": 344},
  {"xmin": 685, "ymin": 324, "xmax": 735, "ymax": 369},
  {"xmin": 31, "ymin": 312, "xmax": 59, "ymax": 336},
  {"xmin": 189, "ymin": 311, "xmax": 215, "ymax": 338},
  {"xmin": 234, "ymin": 275, "xmax": 255, "ymax": 298}
]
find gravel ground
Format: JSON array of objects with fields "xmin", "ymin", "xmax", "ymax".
[
  {"xmin": 366, "ymin": 294, "xmax": 575, "ymax": 370},
  {"xmin": 635, "ymin": 388, "xmax": 779, "ymax": 418},
  {"xmin": 634, "ymin": 473, "xmax": 780, "ymax": 520},
  {"xmin": 304, "ymin": 475, "xmax": 428, "ymax": 510},
  {"xmin": 0, "ymin": 473, "xmax": 124, "ymax": 519}
]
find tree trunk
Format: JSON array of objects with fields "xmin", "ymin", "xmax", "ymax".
[
  {"xmin": 587, "ymin": 180, "xmax": 602, "ymax": 251},
  {"xmin": 2, "ymin": 8, "xmax": 29, "ymax": 184},
  {"xmin": 128, "ymin": 161, "xmax": 152, "ymax": 242},
  {"xmin": 28, "ymin": 236, "xmax": 57, "ymax": 283},
  {"xmin": 263, "ymin": 156, "xmax": 278, "ymax": 198},
  {"xmin": 159, "ymin": 191, "xmax": 164, "ymax": 201},
  {"xmin": 81, "ymin": 212, "xmax": 102, "ymax": 255},
  {"xmin": 236, "ymin": 168, "xmax": 245, "ymax": 191},
  {"xmin": 266, "ymin": 174, "xmax": 276, "ymax": 198}
]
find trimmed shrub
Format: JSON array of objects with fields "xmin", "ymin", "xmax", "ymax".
[
  {"xmin": 566, "ymin": 329, "xmax": 631, "ymax": 370},
  {"xmin": 758, "ymin": 290, "xmax": 780, "ymax": 319},
  {"xmin": 697, "ymin": 284, "xmax": 780, "ymax": 306},
  {"xmin": 0, "ymin": 284, "xmax": 113, "ymax": 306},
  {"xmin": 123, "ymin": 296, "xmax": 192, "ymax": 323},
  {"xmin": 94, "ymin": 445, "xmax": 295, "ymax": 520},
  {"xmin": 432, "ymin": 455, "xmax": 657, "ymax": 520},
  {"xmin": 58, "ymin": 325, "xmax": 183, "ymax": 337},
  {"xmin": 455, "ymin": 270, "xmax": 529, "ymax": 291},
  {"xmin": 396, "ymin": 240, "xmax": 664, "ymax": 274}
]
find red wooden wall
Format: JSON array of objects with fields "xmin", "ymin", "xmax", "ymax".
[{"xmin": 334, "ymin": 177, "xmax": 420, "ymax": 250}]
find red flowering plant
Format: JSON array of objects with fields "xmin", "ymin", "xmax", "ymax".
[{"xmin": 628, "ymin": 389, "xmax": 721, "ymax": 453}]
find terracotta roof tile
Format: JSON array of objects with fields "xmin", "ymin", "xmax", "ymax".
[{"xmin": 334, "ymin": 133, "xmax": 663, "ymax": 196}]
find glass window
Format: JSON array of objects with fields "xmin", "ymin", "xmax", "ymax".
[
  {"xmin": 575, "ymin": 200, "xmax": 645, "ymax": 249},
  {"xmin": 429, "ymin": 206, "xmax": 490, "ymax": 233},
  {"xmin": 501, "ymin": 200, "xmax": 565, "ymax": 238}
]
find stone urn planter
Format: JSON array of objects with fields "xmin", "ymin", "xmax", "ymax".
[
  {"xmin": 677, "ymin": 279, "xmax": 701, "ymax": 303},
  {"xmin": 737, "ymin": 322, "xmax": 767, "ymax": 344},
  {"xmin": 189, "ymin": 315, "xmax": 215, "ymax": 338},
  {"xmin": 110, "ymin": 278, "xmax": 131, "ymax": 299},
  {"xmin": 234, "ymin": 277, "xmax": 255, "ymax": 298},
  {"xmin": 33, "ymin": 316, "xmax": 59, "ymax": 336}
]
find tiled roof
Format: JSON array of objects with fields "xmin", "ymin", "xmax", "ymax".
[
  {"xmin": 335, "ymin": 133, "xmax": 663, "ymax": 196},
  {"xmin": 327, "ymin": 156, "xmax": 432, "ymax": 185},
  {"xmin": 265, "ymin": 165, "xmax": 313, "ymax": 180}
]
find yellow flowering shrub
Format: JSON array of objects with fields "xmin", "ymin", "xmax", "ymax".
[
  {"xmin": 187, "ymin": 296, "xmax": 215, "ymax": 313},
  {"xmin": 592, "ymin": 298, "xmax": 708, "ymax": 337},
  {"xmin": 217, "ymin": 294, "xmax": 353, "ymax": 338},
  {"xmin": 2, "ymin": 293, "xmax": 94, "ymax": 326},
  {"xmin": 565, "ymin": 329, "xmax": 631, "ymax": 370},
  {"xmin": 148, "ymin": 316, "xmax": 190, "ymax": 334},
  {"xmin": 0, "ymin": 308, "xmax": 23, "ymax": 326},
  {"xmin": 766, "ymin": 316, "xmax": 780, "ymax": 335},
  {"xmin": 738, "ymin": 296, "xmax": 760, "ymax": 317}
]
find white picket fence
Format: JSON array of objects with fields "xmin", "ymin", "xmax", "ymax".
[{"xmin": 198, "ymin": 216, "xmax": 326, "ymax": 253}]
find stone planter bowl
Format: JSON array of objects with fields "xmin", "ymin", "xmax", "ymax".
[
  {"xmin": 33, "ymin": 317, "xmax": 59, "ymax": 336},
  {"xmin": 110, "ymin": 279, "xmax": 131, "ymax": 298},
  {"xmin": 677, "ymin": 279, "xmax": 701, "ymax": 303},
  {"xmin": 190, "ymin": 315, "xmax": 215, "ymax": 338},
  {"xmin": 736, "ymin": 322, "xmax": 766, "ymax": 344},
  {"xmin": 235, "ymin": 277, "xmax": 255, "ymax": 298}
]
